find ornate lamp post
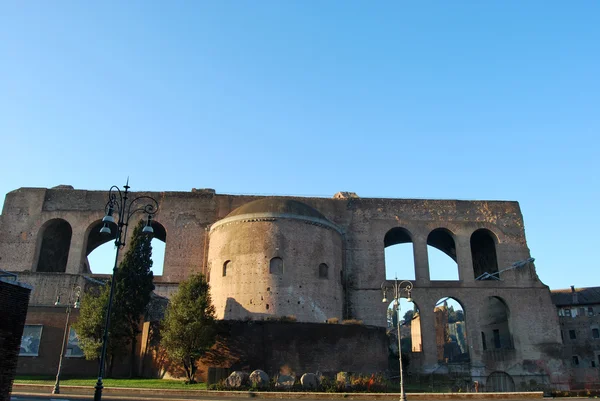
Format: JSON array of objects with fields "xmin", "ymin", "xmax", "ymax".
[
  {"xmin": 52, "ymin": 284, "xmax": 82, "ymax": 394},
  {"xmin": 93, "ymin": 180, "xmax": 158, "ymax": 401},
  {"xmin": 381, "ymin": 278, "xmax": 413, "ymax": 401}
]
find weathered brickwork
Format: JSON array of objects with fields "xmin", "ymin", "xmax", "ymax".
[{"xmin": 0, "ymin": 186, "xmax": 568, "ymax": 389}]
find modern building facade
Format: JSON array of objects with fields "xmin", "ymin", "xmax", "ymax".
[{"xmin": 551, "ymin": 286, "xmax": 600, "ymax": 389}]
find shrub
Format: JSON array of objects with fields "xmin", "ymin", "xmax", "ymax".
[{"xmin": 342, "ymin": 319, "xmax": 363, "ymax": 325}]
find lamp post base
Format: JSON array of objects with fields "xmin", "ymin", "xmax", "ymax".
[
  {"xmin": 93, "ymin": 378, "xmax": 104, "ymax": 401},
  {"xmin": 52, "ymin": 382, "xmax": 60, "ymax": 394},
  {"xmin": 400, "ymin": 393, "xmax": 407, "ymax": 401}
]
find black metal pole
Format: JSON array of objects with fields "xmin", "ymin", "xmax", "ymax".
[
  {"xmin": 92, "ymin": 181, "xmax": 158, "ymax": 401},
  {"xmin": 93, "ymin": 241, "xmax": 121, "ymax": 401},
  {"xmin": 94, "ymin": 187, "xmax": 128, "ymax": 401}
]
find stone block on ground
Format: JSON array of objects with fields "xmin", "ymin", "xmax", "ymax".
[
  {"xmin": 300, "ymin": 373, "xmax": 318, "ymax": 389},
  {"xmin": 225, "ymin": 371, "xmax": 249, "ymax": 388},
  {"xmin": 249, "ymin": 369, "xmax": 270, "ymax": 389}
]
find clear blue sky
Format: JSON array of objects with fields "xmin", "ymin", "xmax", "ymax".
[{"xmin": 1, "ymin": 2, "xmax": 598, "ymax": 290}]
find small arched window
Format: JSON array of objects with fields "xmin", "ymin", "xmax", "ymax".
[
  {"xmin": 270, "ymin": 257, "xmax": 283, "ymax": 275},
  {"xmin": 319, "ymin": 263, "xmax": 329, "ymax": 279},
  {"xmin": 223, "ymin": 260, "xmax": 231, "ymax": 277}
]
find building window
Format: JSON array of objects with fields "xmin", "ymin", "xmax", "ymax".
[
  {"xmin": 561, "ymin": 331, "xmax": 564, "ymax": 343},
  {"xmin": 270, "ymin": 257, "xmax": 283, "ymax": 275},
  {"xmin": 565, "ymin": 309, "xmax": 571, "ymax": 317},
  {"xmin": 569, "ymin": 330, "xmax": 577, "ymax": 340},
  {"xmin": 66, "ymin": 327, "xmax": 84, "ymax": 357},
  {"xmin": 493, "ymin": 329, "xmax": 501, "ymax": 349},
  {"xmin": 558, "ymin": 309, "xmax": 564, "ymax": 317},
  {"xmin": 481, "ymin": 332, "xmax": 487, "ymax": 351},
  {"xmin": 592, "ymin": 328, "xmax": 599, "ymax": 339},
  {"xmin": 318, "ymin": 263, "xmax": 329, "ymax": 279},
  {"xmin": 579, "ymin": 307, "xmax": 586, "ymax": 317},
  {"xmin": 572, "ymin": 355, "xmax": 579, "ymax": 366},
  {"xmin": 589, "ymin": 307, "xmax": 595, "ymax": 316},
  {"xmin": 223, "ymin": 260, "xmax": 230, "ymax": 277},
  {"xmin": 592, "ymin": 361, "xmax": 597, "ymax": 368},
  {"xmin": 20, "ymin": 325, "xmax": 43, "ymax": 356}
]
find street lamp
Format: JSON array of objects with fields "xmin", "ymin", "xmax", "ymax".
[
  {"xmin": 52, "ymin": 284, "xmax": 82, "ymax": 394},
  {"xmin": 93, "ymin": 180, "xmax": 158, "ymax": 401},
  {"xmin": 381, "ymin": 278, "xmax": 413, "ymax": 401}
]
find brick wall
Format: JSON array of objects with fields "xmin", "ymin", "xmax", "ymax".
[
  {"xmin": 145, "ymin": 320, "xmax": 388, "ymax": 382},
  {"xmin": 0, "ymin": 279, "xmax": 31, "ymax": 401},
  {"xmin": 16, "ymin": 306, "xmax": 130, "ymax": 378}
]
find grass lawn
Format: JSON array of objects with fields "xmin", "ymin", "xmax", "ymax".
[{"xmin": 13, "ymin": 377, "xmax": 207, "ymax": 390}]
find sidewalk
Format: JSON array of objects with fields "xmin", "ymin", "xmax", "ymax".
[{"xmin": 11, "ymin": 384, "xmax": 545, "ymax": 400}]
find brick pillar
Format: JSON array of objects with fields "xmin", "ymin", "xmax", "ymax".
[
  {"xmin": 455, "ymin": 235, "xmax": 474, "ymax": 284},
  {"xmin": 66, "ymin": 224, "xmax": 87, "ymax": 274},
  {"xmin": 417, "ymin": 304, "xmax": 438, "ymax": 369},
  {"xmin": 413, "ymin": 235, "xmax": 430, "ymax": 285}
]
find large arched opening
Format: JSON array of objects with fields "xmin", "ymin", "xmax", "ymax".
[
  {"xmin": 433, "ymin": 297, "xmax": 469, "ymax": 363},
  {"xmin": 471, "ymin": 229, "xmax": 499, "ymax": 280},
  {"xmin": 384, "ymin": 227, "xmax": 415, "ymax": 280},
  {"xmin": 86, "ymin": 220, "xmax": 166, "ymax": 276},
  {"xmin": 427, "ymin": 228, "xmax": 459, "ymax": 281},
  {"xmin": 480, "ymin": 296, "xmax": 513, "ymax": 350},
  {"xmin": 386, "ymin": 298, "xmax": 423, "ymax": 354},
  {"xmin": 36, "ymin": 218, "xmax": 73, "ymax": 272}
]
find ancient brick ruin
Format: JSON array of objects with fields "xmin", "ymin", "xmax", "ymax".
[{"xmin": 0, "ymin": 186, "xmax": 567, "ymax": 390}]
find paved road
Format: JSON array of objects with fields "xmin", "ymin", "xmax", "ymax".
[{"xmin": 11, "ymin": 397, "xmax": 548, "ymax": 401}]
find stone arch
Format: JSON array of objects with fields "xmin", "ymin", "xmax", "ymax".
[
  {"xmin": 83, "ymin": 219, "xmax": 117, "ymax": 274},
  {"xmin": 384, "ymin": 227, "xmax": 415, "ymax": 280},
  {"xmin": 36, "ymin": 218, "xmax": 73, "ymax": 272},
  {"xmin": 148, "ymin": 220, "xmax": 167, "ymax": 276},
  {"xmin": 433, "ymin": 297, "xmax": 469, "ymax": 363},
  {"xmin": 427, "ymin": 228, "xmax": 458, "ymax": 280},
  {"xmin": 486, "ymin": 371, "xmax": 515, "ymax": 392},
  {"xmin": 480, "ymin": 296, "xmax": 513, "ymax": 350},
  {"xmin": 471, "ymin": 228, "xmax": 499, "ymax": 280},
  {"xmin": 84, "ymin": 219, "xmax": 167, "ymax": 275}
]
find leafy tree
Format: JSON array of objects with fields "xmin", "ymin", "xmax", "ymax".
[
  {"xmin": 161, "ymin": 273, "xmax": 216, "ymax": 383},
  {"xmin": 402, "ymin": 309, "xmax": 414, "ymax": 325},
  {"xmin": 74, "ymin": 220, "xmax": 155, "ymax": 376},
  {"xmin": 448, "ymin": 307, "xmax": 464, "ymax": 323},
  {"xmin": 73, "ymin": 281, "xmax": 130, "ymax": 373}
]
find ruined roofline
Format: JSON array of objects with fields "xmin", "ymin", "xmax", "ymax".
[{"xmin": 7, "ymin": 186, "xmax": 521, "ymax": 205}]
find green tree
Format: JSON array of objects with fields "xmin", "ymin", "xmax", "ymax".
[
  {"xmin": 74, "ymin": 220, "xmax": 155, "ymax": 376},
  {"xmin": 73, "ymin": 282, "xmax": 130, "ymax": 372},
  {"xmin": 161, "ymin": 273, "xmax": 216, "ymax": 383},
  {"xmin": 402, "ymin": 309, "xmax": 414, "ymax": 325},
  {"xmin": 114, "ymin": 221, "xmax": 155, "ymax": 376}
]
